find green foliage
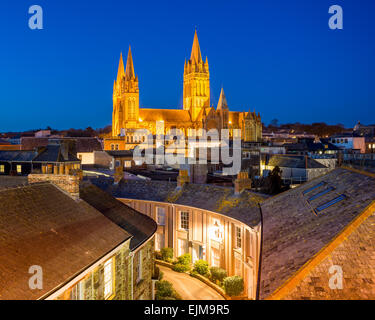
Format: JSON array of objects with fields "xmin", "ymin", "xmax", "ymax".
[
  {"xmin": 155, "ymin": 280, "xmax": 174, "ymax": 300},
  {"xmin": 155, "ymin": 251, "xmax": 162, "ymax": 260},
  {"xmin": 193, "ymin": 260, "xmax": 209, "ymax": 276},
  {"xmin": 152, "ymin": 265, "xmax": 163, "ymax": 280},
  {"xmin": 176, "ymin": 253, "xmax": 191, "ymax": 266},
  {"xmin": 155, "ymin": 280, "xmax": 181, "ymax": 300},
  {"xmin": 210, "ymin": 267, "xmax": 227, "ymax": 284},
  {"xmin": 160, "ymin": 247, "xmax": 173, "ymax": 262},
  {"xmin": 172, "ymin": 263, "xmax": 190, "ymax": 273},
  {"xmin": 223, "ymin": 276, "xmax": 244, "ymax": 297}
]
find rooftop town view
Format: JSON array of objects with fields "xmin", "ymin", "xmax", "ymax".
[{"xmin": 1, "ymin": 0, "xmax": 375, "ymax": 307}]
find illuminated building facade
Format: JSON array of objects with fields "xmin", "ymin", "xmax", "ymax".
[{"xmin": 105, "ymin": 30, "xmax": 262, "ymax": 151}]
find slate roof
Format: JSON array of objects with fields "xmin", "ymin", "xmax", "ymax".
[
  {"xmin": 0, "ymin": 183, "xmax": 131, "ymax": 300},
  {"xmin": 75, "ymin": 138, "xmax": 103, "ymax": 153},
  {"xmin": 79, "ymin": 182, "xmax": 157, "ymax": 250},
  {"xmin": 88, "ymin": 178, "xmax": 267, "ymax": 228},
  {"xmin": 0, "ymin": 151, "xmax": 37, "ymax": 162},
  {"xmin": 266, "ymin": 155, "xmax": 327, "ymax": 169},
  {"xmin": 259, "ymin": 168, "xmax": 375, "ymax": 299},
  {"xmin": 0, "ymin": 176, "xmax": 28, "ymax": 189},
  {"xmin": 0, "ymin": 145, "xmax": 80, "ymax": 163}
]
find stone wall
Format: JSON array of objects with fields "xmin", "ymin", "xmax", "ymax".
[
  {"xmin": 56, "ymin": 242, "xmax": 132, "ymax": 300},
  {"xmin": 28, "ymin": 173, "xmax": 80, "ymax": 199},
  {"xmin": 133, "ymin": 237, "xmax": 155, "ymax": 300}
]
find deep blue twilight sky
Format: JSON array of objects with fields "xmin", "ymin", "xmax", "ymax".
[{"xmin": 1, "ymin": 0, "xmax": 375, "ymax": 131}]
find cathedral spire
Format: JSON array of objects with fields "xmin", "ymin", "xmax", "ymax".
[
  {"xmin": 217, "ymin": 88, "xmax": 228, "ymax": 110},
  {"xmin": 125, "ymin": 45, "xmax": 135, "ymax": 80},
  {"xmin": 116, "ymin": 52, "xmax": 125, "ymax": 83},
  {"xmin": 190, "ymin": 29, "xmax": 202, "ymax": 63}
]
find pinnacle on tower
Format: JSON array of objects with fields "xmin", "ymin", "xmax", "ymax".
[
  {"xmin": 116, "ymin": 52, "xmax": 125, "ymax": 83},
  {"xmin": 217, "ymin": 88, "xmax": 228, "ymax": 110},
  {"xmin": 190, "ymin": 30, "xmax": 202, "ymax": 63},
  {"xmin": 125, "ymin": 45, "xmax": 135, "ymax": 80}
]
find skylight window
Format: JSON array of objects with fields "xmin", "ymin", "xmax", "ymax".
[
  {"xmin": 307, "ymin": 187, "xmax": 334, "ymax": 202},
  {"xmin": 302, "ymin": 181, "xmax": 326, "ymax": 195},
  {"xmin": 314, "ymin": 194, "xmax": 347, "ymax": 214}
]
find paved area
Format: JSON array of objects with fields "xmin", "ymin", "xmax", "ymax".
[{"xmin": 159, "ymin": 265, "xmax": 224, "ymax": 300}]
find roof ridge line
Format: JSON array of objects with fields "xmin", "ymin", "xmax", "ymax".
[{"xmin": 341, "ymin": 165, "xmax": 375, "ymax": 179}]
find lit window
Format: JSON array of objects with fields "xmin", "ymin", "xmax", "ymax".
[
  {"xmin": 111, "ymin": 144, "xmax": 114, "ymax": 150},
  {"xmin": 155, "ymin": 233, "xmax": 165, "ymax": 251},
  {"xmin": 235, "ymin": 226, "xmax": 242, "ymax": 249},
  {"xmin": 180, "ymin": 211, "xmax": 189, "ymax": 230},
  {"xmin": 103, "ymin": 258, "xmax": 114, "ymax": 299},
  {"xmin": 0, "ymin": 165, "xmax": 4, "ymax": 173},
  {"xmin": 115, "ymin": 144, "xmax": 119, "ymax": 150},
  {"xmin": 157, "ymin": 207, "xmax": 166, "ymax": 226},
  {"xmin": 70, "ymin": 280, "xmax": 84, "ymax": 300},
  {"xmin": 16, "ymin": 165, "xmax": 22, "ymax": 174}
]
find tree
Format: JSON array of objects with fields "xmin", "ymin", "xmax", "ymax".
[{"xmin": 268, "ymin": 166, "xmax": 282, "ymax": 194}]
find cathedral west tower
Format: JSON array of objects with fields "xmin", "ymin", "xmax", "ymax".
[{"xmin": 112, "ymin": 46, "xmax": 139, "ymax": 136}]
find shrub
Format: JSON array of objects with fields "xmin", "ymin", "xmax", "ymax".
[
  {"xmin": 210, "ymin": 267, "xmax": 227, "ymax": 284},
  {"xmin": 152, "ymin": 266, "xmax": 160, "ymax": 280},
  {"xmin": 223, "ymin": 276, "xmax": 244, "ymax": 297},
  {"xmin": 155, "ymin": 251, "xmax": 162, "ymax": 260},
  {"xmin": 172, "ymin": 263, "xmax": 190, "ymax": 273},
  {"xmin": 193, "ymin": 260, "xmax": 209, "ymax": 275},
  {"xmin": 176, "ymin": 253, "xmax": 191, "ymax": 266},
  {"xmin": 155, "ymin": 280, "xmax": 174, "ymax": 300},
  {"xmin": 160, "ymin": 247, "xmax": 173, "ymax": 262},
  {"xmin": 155, "ymin": 280, "xmax": 181, "ymax": 300}
]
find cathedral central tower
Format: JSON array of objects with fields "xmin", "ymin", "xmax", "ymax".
[{"xmin": 183, "ymin": 30, "xmax": 210, "ymax": 122}]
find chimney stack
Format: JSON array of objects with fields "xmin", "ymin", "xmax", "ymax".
[
  {"xmin": 177, "ymin": 169, "xmax": 189, "ymax": 188},
  {"xmin": 234, "ymin": 171, "xmax": 252, "ymax": 194}
]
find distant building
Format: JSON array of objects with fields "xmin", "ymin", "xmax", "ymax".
[
  {"xmin": 261, "ymin": 154, "xmax": 331, "ymax": 183},
  {"xmin": 34, "ymin": 130, "xmax": 51, "ymax": 138},
  {"xmin": 0, "ymin": 139, "xmax": 80, "ymax": 176},
  {"xmin": 329, "ymin": 134, "xmax": 366, "ymax": 153},
  {"xmin": 284, "ymin": 137, "xmax": 340, "ymax": 156},
  {"xmin": 105, "ymin": 31, "xmax": 262, "ymax": 151}
]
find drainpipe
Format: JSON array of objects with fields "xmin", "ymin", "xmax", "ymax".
[
  {"xmin": 130, "ymin": 251, "xmax": 134, "ymax": 300},
  {"xmin": 255, "ymin": 203, "xmax": 264, "ymax": 300}
]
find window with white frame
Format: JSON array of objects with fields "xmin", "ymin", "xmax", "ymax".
[
  {"xmin": 155, "ymin": 233, "xmax": 165, "ymax": 251},
  {"xmin": 235, "ymin": 226, "xmax": 242, "ymax": 249},
  {"xmin": 180, "ymin": 211, "xmax": 189, "ymax": 230},
  {"xmin": 136, "ymin": 250, "xmax": 143, "ymax": 282},
  {"xmin": 103, "ymin": 258, "xmax": 114, "ymax": 299},
  {"xmin": 70, "ymin": 279, "xmax": 85, "ymax": 300},
  {"xmin": 156, "ymin": 207, "xmax": 166, "ymax": 225}
]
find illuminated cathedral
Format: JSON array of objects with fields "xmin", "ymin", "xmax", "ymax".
[{"xmin": 105, "ymin": 30, "xmax": 262, "ymax": 151}]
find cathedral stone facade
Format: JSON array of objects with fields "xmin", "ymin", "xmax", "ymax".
[{"xmin": 105, "ymin": 31, "xmax": 262, "ymax": 151}]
